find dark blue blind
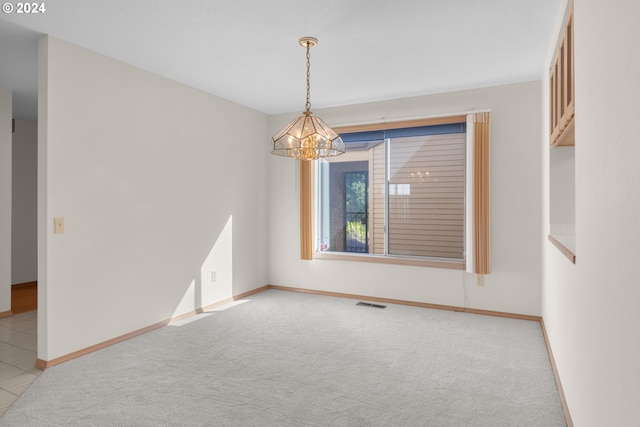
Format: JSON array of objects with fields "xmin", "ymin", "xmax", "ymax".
[{"xmin": 341, "ymin": 123, "xmax": 466, "ymax": 143}]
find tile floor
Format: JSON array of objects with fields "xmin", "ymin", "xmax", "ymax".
[{"xmin": 0, "ymin": 310, "xmax": 41, "ymax": 417}]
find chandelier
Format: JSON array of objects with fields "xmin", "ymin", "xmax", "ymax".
[{"xmin": 271, "ymin": 37, "xmax": 345, "ymax": 160}]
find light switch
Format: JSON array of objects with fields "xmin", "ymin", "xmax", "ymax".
[{"xmin": 54, "ymin": 217, "xmax": 65, "ymax": 234}]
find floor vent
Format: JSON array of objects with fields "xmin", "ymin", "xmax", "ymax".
[{"xmin": 356, "ymin": 302, "xmax": 387, "ymax": 309}]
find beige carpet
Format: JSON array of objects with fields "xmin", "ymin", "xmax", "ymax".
[{"xmin": 0, "ymin": 289, "xmax": 566, "ymax": 426}]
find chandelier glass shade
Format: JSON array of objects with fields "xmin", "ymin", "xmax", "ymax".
[{"xmin": 271, "ymin": 37, "xmax": 345, "ymax": 161}]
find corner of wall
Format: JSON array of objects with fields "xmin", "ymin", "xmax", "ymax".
[{"xmin": 0, "ymin": 89, "xmax": 13, "ymax": 314}]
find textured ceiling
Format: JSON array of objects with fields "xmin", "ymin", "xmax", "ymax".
[{"xmin": 0, "ymin": 0, "xmax": 561, "ymax": 120}]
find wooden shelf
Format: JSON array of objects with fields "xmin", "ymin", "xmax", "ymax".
[{"xmin": 548, "ymin": 234, "xmax": 576, "ymax": 264}]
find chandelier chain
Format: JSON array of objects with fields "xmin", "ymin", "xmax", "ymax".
[{"xmin": 305, "ymin": 42, "xmax": 311, "ymax": 112}]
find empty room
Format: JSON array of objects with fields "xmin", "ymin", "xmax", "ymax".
[{"xmin": 1, "ymin": 0, "xmax": 639, "ymax": 425}]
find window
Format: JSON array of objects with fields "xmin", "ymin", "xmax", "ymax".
[
  {"xmin": 300, "ymin": 114, "xmax": 490, "ymax": 274},
  {"xmin": 318, "ymin": 121, "xmax": 466, "ymax": 260}
]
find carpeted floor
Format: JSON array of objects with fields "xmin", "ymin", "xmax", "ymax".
[{"xmin": 0, "ymin": 289, "xmax": 566, "ymax": 426}]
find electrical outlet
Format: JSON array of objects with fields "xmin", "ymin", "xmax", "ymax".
[
  {"xmin": 211, "ymin": 271, "xmax": 217, "ymax": 282},
  {"xmin": 476, "ymin": 275, "xmax": 484, "ymax": 287}
]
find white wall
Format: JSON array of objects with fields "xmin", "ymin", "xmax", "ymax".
[
  {"xmin": 0, "ymin": 90, "xmax": 11, "ymax": 314},
  {"xmin": 38, "ymin": 36, "xmax": 269, "ymax": 361},
  {"xmin": 11, "ymin": 119, "xmax": 37, "ymax": 284},
  {"xmin": 542, "ymin": 0, "xmax": 640, "ymax": 425},
  {"xmin": 549, "ymin": 145, "xmax": 575, "ymax": 226},
  {"xmin": 269, "ymin": 81, "xmax": 543, "ymax": 316}
]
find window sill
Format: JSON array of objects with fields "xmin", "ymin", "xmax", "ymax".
[
  {"xmin": 313, "ymin": 252, "xmax": 465, "ymax": 270},
  {"xmin": 548, "ymin": 234, "xmax": 576, "ymax": 264}
]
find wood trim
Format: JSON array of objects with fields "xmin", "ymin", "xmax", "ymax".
[
  {"xmin": 230, "ymin": 284, "xmax": 270, "ymax": 300},
  {"xmin": 267, "ymin": 285, "xmax": 541, "ymax": 322},
  {"xmin": 200, "ymin": 285, "xmax": 269, "ymax": 312},
  {"xmin": 300, "ymin": 160, "xmax": 313, "ymax": 260},
  {"xmin": 540, "ymin": 318, "xmax": 574, "ymax": 427},
  {"xmin": 333, "ymin": 115, "xmax": 468, "ymax": 134},
  {"xmin": 548, "ymin": 234, "xmax": 576, "ymax": 264},
  {"xmin": 36, "ymin": 282, "xmax": 570, "ymax": 425},
  {"xmin": 554, "ymin": 116, "xmax": 575, "ymax": 147},
  {"xmin": 36, "ymin": 285, "xmax": 270, "ymax": 370},
  {"xmin": 11, "ymin": 281, "xmax": 38, "ymax": 288},
  {"xmin": 473, "ymin": 112, "xmax": 491, "ymax": 274},
  {"xmin": 37, "ymin": 320, "xmax": 171, "ymax": 369},
  {"xmin": 0, "ymin": 310, "xmax": 13, "ymax": 319},
  {"xmin": 11, "ymin": 280, "xmax": 37, "ymax": 314},
  {"xmin": 550, "ymin": 3, "xmax": 575, "ymax": 147},
  {"xmin": 268, "ymin": 284, "xmax": 576, "ymax": 418},
  {"xmin": 170, "ymin": 285, "xmax": 270, "ymax": 323},
  {"xmin": 314, "ymin": 251, "xmax": 464, "ymax": 270}
]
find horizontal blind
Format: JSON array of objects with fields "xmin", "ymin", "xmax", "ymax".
[{"xmin": 387, "ymin": 133, "xmax": 465, "ymax": 259}]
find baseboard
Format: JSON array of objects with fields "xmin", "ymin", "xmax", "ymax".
[
  {"xmin": 540, "ymin": 318, "xmax": 574, "ymax": 427},
  {"xmin": 267, "ymin": 285, "xmax": 572, "ymax": 423},
  {"xmin": 33, "ymin": 282, "xmax": 573, "ymax": 426},
  {"xmin": 267, "ymin": 284, "xmax": 542, "ymax": 322},
  {"xmin": 36, "ymin": 285, "xmax": 270, "ymax": 370},
  {"xmin": 37, "ymin": 319, "xmax": 169, "ymax": 370},
  {"xmin": 0, "ymin": 310, "xmax": 13, "ymax": 319},
  {"xmin": 203, "ymin": 285, "xmax": 268, "ymax": 311}
]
